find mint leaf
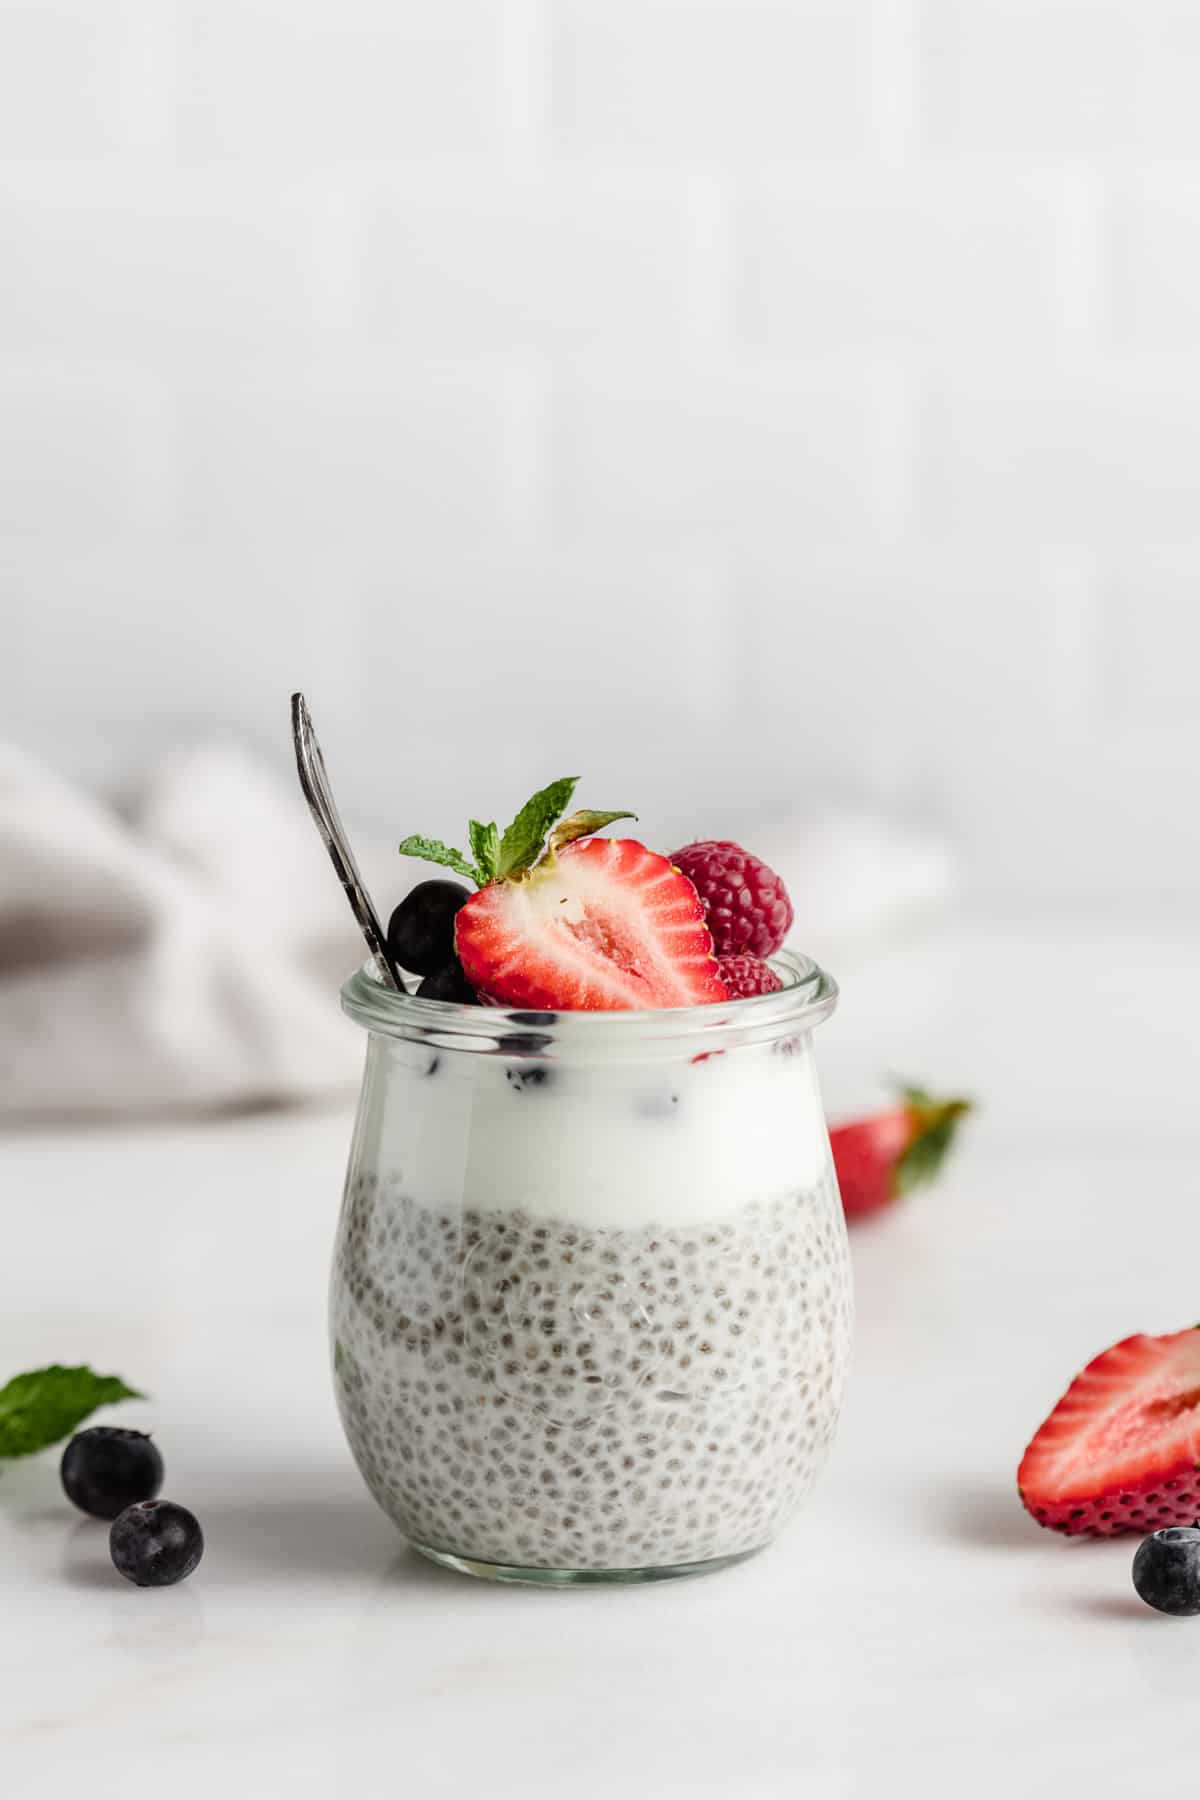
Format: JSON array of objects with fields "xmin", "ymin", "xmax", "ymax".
[
  {"xmin": 468, "ymin": 820, "xmax": 500, "ymax": 885},
  {"xmin": 398, "ymin": 835, "xmax": 478, "ymax": 885},
  {"xmin": 0, "ymin": 1365, "xmax": 143, "ymax": 1459},
  {"xmin": 403, "ymin": 784, "xmax": 629, "ymax": 888},
  {"xmin": 545, "ymin": 809, "xmax": 636, "ymax": 858},
  {"xmin": 497, "ymin": 777, "xmax": 578, "ymax": 879}
]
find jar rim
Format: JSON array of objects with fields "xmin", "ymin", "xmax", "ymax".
[{"xmin": 340, "ymin": 947, "xmax": 838, "ymax": 1060}]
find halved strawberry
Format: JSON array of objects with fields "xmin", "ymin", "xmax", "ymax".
[
  {"xmin": 1018, "ymin": 1328, "xmax": 1200, "ymax": 1536},
  {"xmin": 455, "ymin": 836, "xmax": 729, "ymax": 1011}
]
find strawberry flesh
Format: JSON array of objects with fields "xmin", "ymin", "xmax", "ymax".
[
  {"xmin": 1018, "ymin": 1329, "xmax": 1200, "ymax": 1536},
  {"xmin": 454, "ymin": 837, "xmax": 729, "ymax": 1012}
]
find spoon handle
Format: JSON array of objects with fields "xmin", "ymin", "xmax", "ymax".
[{"xmin": 291, "ymin": 692, "xmax": 403, "ymax": 990}]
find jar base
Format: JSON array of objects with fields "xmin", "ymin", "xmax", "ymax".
[{"xmin": 409, "ymin": 1539, "xmax": 765, "ymax": 1587}]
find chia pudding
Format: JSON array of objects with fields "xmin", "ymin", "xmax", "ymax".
[{"xmin": 330, "ymin": 1003, "xmax": 852, "ymax": 1574}]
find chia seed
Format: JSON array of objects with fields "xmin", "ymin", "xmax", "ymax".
[{"xmin": 331, "ymin": 1171, "xmax": 852, "ymax": 1571}]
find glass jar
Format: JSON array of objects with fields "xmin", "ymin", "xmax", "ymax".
[{"xmin": 332, "ymin": 950, "xmax": 851, "ymax": 1586}]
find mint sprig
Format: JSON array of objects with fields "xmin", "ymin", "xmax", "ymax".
[
  {"xmin": 468, "ymin": 819, "xmax": 500, "ymax": 885},
  {"xmin": 395, "ymin": 834, "xmax": 479, "ymax": 885},
  {"xmin": 0, "ymin": 1364, "xmax": 143, "ymax": 1460},
  {"xmin": 496, "ymin": 777, "xmax": 579, "ymax": 879},
  {"xmin": 399, "ymin": 778, "xmax": 633, "ymax": 887}
]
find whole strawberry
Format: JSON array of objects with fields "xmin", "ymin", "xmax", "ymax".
[
  {"xmin": 669, "ymin": 841, "xmax": 793, "ymax": 960},
  {"xmin": 830, "ymin": 1085, "xmax": 971, "ymax": 1221}
]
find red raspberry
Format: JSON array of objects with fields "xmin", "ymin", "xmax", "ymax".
[
  {"xmin": 717, "ymin": 954, "xmax": 783, "ymax": 998},
  {"xmin": 670, "ymin": 840, "xmax": 793, "ymax": 959}
]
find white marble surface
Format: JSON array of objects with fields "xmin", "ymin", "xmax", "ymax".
[{"xmin": 3, "ymin": 917, "xmax": 1200, "ymax": 1799}]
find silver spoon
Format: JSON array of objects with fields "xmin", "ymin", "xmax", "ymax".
[{"xmin": 291, "ymin": 692, "xmax": 404, "ymax": 990}]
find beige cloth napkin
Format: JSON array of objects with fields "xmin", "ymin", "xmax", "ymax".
[{"xmin": 0, "ymin": 742, "xmax": 366, "ymax": 1118}]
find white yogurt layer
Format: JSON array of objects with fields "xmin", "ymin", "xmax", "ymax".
[{"xmin": 352, "ymin": 1034, "xmax": 830, "ymax": 1230}]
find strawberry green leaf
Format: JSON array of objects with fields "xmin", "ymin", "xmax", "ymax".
[
  {"xmin": 496, "ymin": 777, "xmax": 579, "ymax": 879},
  {"xmin": 544, "ymin": 809, "xmax": 637, "ymax": 859},
  {"xmin": 0, "ymin": 1365, "xmax": 143, "ymax": 1459},
  {"xmin": 468, "ymin": 820, "xmax": 500, "ymax": 886},
  {"xmin": 398, "ymin": 835, "xmax": 479, "ymax": 885},
  {"xmin": 894, "ymin": 1094, "xmax": 972, "ymax": 1196}
]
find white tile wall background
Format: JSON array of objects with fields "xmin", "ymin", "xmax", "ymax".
[{"xmin": 3, "ymin": 0, "xmax": 1199, "ymax": 902}]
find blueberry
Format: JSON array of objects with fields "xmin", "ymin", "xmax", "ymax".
[
  {"xmin": 110, "ymin": 1500, "xmax": 204, "ymax": 1588},
  {"xmin": 1132, "ymin": 1527, "xmax": 1200, "ymax": 1615},
  {"xmin": 60, "ymin": 1427, "xmax": 164, "ymax": 1520},
  {"xmin": 416, "ymin": 962, "xmax": 477, "ymax": 1004},
  {"xmin": 387, "ymin": 880, "xmax": 471, "ymax": 976},
  {"xmin": 509, "ymin": 1011, "xmax": 558, "ymax": 1027}
]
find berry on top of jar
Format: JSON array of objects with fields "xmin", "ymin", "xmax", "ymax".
[{"xmin": 386, "ymin": 777, "xmax": 793, "ymax": 1012}]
